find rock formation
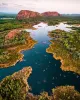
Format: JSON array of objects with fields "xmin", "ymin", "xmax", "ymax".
[
  {"xmin": 16, "ymin": 10, "xmax": 41, "ymax": 20},
  {"xmin": 16, "ymin": 10, "xmax": 61, "ymax": 20},
  {"xmin": 42, "ymin": 11, "xmax": 60, "ymax": 17}
]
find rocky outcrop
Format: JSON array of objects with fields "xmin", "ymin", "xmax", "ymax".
[
  {"xmin": 16, "ymin": 10, "xmax": 41, "ymax": 20},
  {"xmin": 5, "ymin": 29, "xmax": 20, "ymax": 39},
  {"xmin": 42, "ymin": 11, "xmax": 60, "ymax": 17},
  {"xmin": 16, "ymin": 10, "xmax": 61, "ymax": 20}
]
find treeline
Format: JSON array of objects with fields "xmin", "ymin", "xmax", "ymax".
[
  {"xmin": 0, "ymin": 16, "xmax": 80, "ymax": 32},
  {"xmin": 50, "ymin": 29, "xmax": 80, "ymax": 60},
  {"xmin": 0, "ymin": 19, "xmax": 23, "ymax": 32},
  {"xmin": 0, "ymin": 13, "xmax": 17, "ymax": 18}
]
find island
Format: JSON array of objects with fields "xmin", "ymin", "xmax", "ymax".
[
  {"xmin": 0, "ymin": 67, "xmax": 80, "ymax": 100},
  {"xmin": 46, "ymin": 29, "xmax": 80, "ymax": 74},
  {"xmin": 0, "ymin": 29, "xmax": 37, "ymax": 68}
]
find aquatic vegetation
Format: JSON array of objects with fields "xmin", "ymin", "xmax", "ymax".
[{"xmin": 47, "ymin": 29, "xmax": 80, "ymax": 74}]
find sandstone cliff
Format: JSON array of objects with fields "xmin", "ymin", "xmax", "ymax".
[
  {"xmin": 16, "ymin": 10, "xmax": 61, "ymax": 20},
  {"xmin": 42, "ymin": 11, "xmax": 60, "ymax": 17},
  {"xmin": 16, "ymin": 10, "xmax": 41, "ymax": 20}
]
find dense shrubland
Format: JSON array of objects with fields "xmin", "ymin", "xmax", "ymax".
[
  {"xmin": 0, "ymin": 16, "xmax": 80, "ymax": 32},
  {"xmin": 0, "ymin": 30, "xmax": 36, "ymax": 67},
  {"xmin": 47, "ymin": 29, "xmax": 80, "ymax": 74}
]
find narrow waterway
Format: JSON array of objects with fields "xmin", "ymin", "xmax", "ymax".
[{"xmin": 0, "ymin": 22, "xmax": 80, "ymax": 94}]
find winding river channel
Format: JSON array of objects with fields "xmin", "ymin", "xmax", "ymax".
[{"xmin": 0, "ymin": 22, "xmax": 80, "ymax": 94}]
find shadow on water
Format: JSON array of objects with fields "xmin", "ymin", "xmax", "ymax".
[{"xmin": 0, "ymin": 22, "xmax": 80, "ymax": 94}]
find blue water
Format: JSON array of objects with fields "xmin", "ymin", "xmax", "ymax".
[{"xmin": 0, "ymin": 22, "xmax": 80, "ymax": 94}]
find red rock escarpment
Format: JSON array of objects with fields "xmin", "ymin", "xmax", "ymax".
[
  {"xmin": 16, "ymin": 10, "xmax": 61, "ymax": 20},
  {"xmin": 16, "ymin": 10, "xmax": 41, "ymax": 20},
  {"xmin": 42, "ymin": 11, "xmax": 60, "ymax": 17}
]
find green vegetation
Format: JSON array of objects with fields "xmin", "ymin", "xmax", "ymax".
[
  {"xmin": 71, "ymin": 27, "xmax": 80, "ymax": 32},
  {"xmin": 0, "ymin": 30, "xmax": 27, "ymax": 48},
  {"xmin": 0, "ymin": 16, "xmax": 80, "ymax": 32},
  {"xmin": 0, "ymin": 15, "xmax": 80, "ymax": 100},
  {"xmin": 0, "ymin": 77, "xmax": 24, "ymax": 100},
  {"xmin": 47, "ymin": 29, "xmax": 80, "ymax": 74},
  {"xmin": 0, "ymin": 19, "xmax": 23, "ymax": 32},
  {"xmin": 0, "ymin": 13, "xmax": 16, "ymax": 18},
  {"xmin": 0, "ymin": 67, "xmax": 32, "ymax": 100},
  {"xmin": 0, "ymin": 18, "xmax": 36, "ymax": 32},
  {"xmin": 0, "ymin": 30, "xmax": 36, "ymax": 68},
  {"xmin": 0, "ymin": 67, "xmax": 80, "ymax": 100},
  {"xmin": 52, "ymin": 86, "xmax": 80, "ymax": 100}
]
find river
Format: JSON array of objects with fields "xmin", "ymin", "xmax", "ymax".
[{"xmin": 0, "ymin": 22, "xmax": 80, "ymax": 94}]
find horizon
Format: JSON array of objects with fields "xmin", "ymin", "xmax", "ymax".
[
  {"xmin": 0, "ymin": 0, "xmax": 80, "ymax": 14},
  {"xmin": 1, "ymin": 10, "xmax": 80, "ymax": 15}
]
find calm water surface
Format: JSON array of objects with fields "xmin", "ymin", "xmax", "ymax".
[{"xmin": 0, "ymin": 22, "xmax": 80, "ymax": 94}]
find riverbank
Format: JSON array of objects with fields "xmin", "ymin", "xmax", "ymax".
[
  {"xmin": 46, "ymin": 41, "xmax": 79, "ymax": 74},
  {"xmin": 46, "ymin": 29, "xmax": 80, "ymax": 74},
  {"xmin": 0, "ymin": 30, "xmax": 37, "ymax": 68},
  {"xmin": 0, "ymin": 67, "xmax": 80, "ymax": 100},
  {"xmin": 0, "ymin": 67, "xmax": 32, "ymax": 100}
]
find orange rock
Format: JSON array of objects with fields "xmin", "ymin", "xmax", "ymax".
[
  {"xmin": 42, "ymin": 11, "xmax": 60, "ymax": 17},
  {"xmin": 16, "ymin": 10, "xmax": 61, "ymax": 20},
  {"xmin": 16, "ymin": 10, "xmax": 41, "ymax": 20},
  {"xmin": 5, "ymin": 29, "xmax": 20, "ymax": 39}
]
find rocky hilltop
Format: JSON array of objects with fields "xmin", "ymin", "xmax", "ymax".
[
  {"xmin": 42, "ymin": 11, "xmax": 60, "ymax": 17},
  {"xmin": 16, "ymin": 10, "xmax": 41, "ymax": 20},
  {"xmin": 17, "ymin": 10, "xmax": 60, "ymax": 20}
]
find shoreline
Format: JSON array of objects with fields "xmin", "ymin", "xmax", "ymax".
[
  {"xmin": 46, "ymin": 41, "xmax": 80, "ymax": 75},
  {"xmin": 0, "ymin": 66, "xmax": 80, "ymax": 100},
  {"xmin": 0, "ymin": 32, "xmax": 37, "ymax": 68}
]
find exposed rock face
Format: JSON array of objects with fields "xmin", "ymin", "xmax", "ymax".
[
  {"xmin": 5, "ymin": 29, "xmax": 20, "ymax": 39},
  {"xmin": 42, "ymin": 11, "xmax": 60, "ymax": 17},
  {"xmin": 16, "ymin": 10, "xmax": 41, "ymax": 20},
  {"xmin": 17, "ymin": 10, "xmax": 61, "ymax": 20}
]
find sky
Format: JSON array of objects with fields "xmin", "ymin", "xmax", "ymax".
[{"xmin": 0, "ymin": 0, "xmax": 80, "ymax": 14}]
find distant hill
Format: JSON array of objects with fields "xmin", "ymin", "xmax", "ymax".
[
  {"xmin": 42, "ymin": 11, "xmax": 60, "ymax": 17},
  {"xmin": 1, "ymin": 11, "xmax": 80, "ymax": 19},
  {"xmin": 16, "ymin": 10, "xmax": 41, "ymax": 20},
  {"xmin": 0, "ymin": 12, "xmax": 17, "ymax": 18},
  {"xmin": 62, "ymin": 14, "xmax": 80, "ymax": 17},
  {"xmin": 16, "ymin": 10, "xmax": 61, "ymax": 20}
]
